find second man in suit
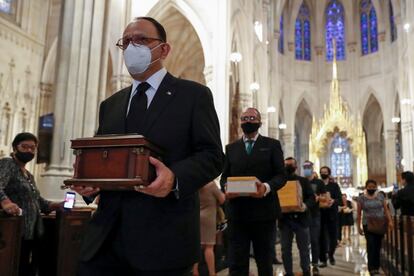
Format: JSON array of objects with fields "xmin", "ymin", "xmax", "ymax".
[{"xmin": 220, "ymin": 107, "xmax": 286, "ymax": 276}]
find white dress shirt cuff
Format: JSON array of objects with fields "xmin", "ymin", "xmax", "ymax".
[{"xmin": 264, "ymin": 183, "xmax": 271, "ymax": 197}]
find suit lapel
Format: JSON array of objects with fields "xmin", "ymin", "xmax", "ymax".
[
  {"xmin": 113, "ymin": 86, "xmax": 132, "ymax": 133},
  {"xmin": 235, "ymin": 138, "xmax": 249, "ymax": 172},
  {"xmin": 142, "ymin": 73, "xmax": 177, "ymax": 134}
]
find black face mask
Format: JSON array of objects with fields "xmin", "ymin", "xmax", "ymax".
[
  {"xmin": 320, "ymin": 174, "xmax": 329, "ymax": 180},
  {"xmin": 367, "ymin": 189, "xmax": 377, "ymax": 196},
  {"xmin": 15, "ymin": 151, "xmax": 35, "ymax": 163},
  {"xmin": 285, "ymin": 165, "xmax": 296, "ymax": 175},
  {"xmin": 241, "ymin": 122, "xmax": 260, "ymax": 134}
]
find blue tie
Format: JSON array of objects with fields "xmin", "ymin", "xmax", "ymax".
[{"xmin": 246, "ymin": 140, "xmax": 254, "ymax": 155}]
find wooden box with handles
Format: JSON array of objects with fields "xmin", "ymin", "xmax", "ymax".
[{"xmin": 63, "ymin": 135, "xmax": 163, "ymax": 191}]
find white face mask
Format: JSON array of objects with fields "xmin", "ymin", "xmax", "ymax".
[{"xmin": 123, "ymin": 43, "xmax": 162, "ymax": 75}]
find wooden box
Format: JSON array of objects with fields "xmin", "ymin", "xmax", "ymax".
[
  {"xmin": 226, "ymin": 176, "xmax": 258, "ymax": 194},
  {"xmin": 277, "ymin": 180, "xmax": 303, "ymax": 213},
  {"xmin": 63, "ymin": 135, "xmax": 163, "ymax": 190},
  {"xmin": 319, "ymin": 191, "xmax": 333, "ymax": 208}
]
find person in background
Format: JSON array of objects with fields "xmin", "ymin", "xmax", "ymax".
[
  {"xmin": 279, "ymin": 157, "xmax": 315, "ymax": 276},
  {"xmin": 302, "ymin": 160, "xmax": 325, "ymax": 275},
  {"xmin": 220, "ymin": 107, "xmax": 286, "ymax": 276},
  {"xmin": 357, "ymin": 179, "xmax": 393, "ymax": 276},
  {"xmin": 193, "ymin": 181, "xmax": 225, "ymax": 276},
  {"xmin": 0, "ymin": 132, "xmax": 63, "ymax": 276},
  {"xmin": 318, "ymin": 166, "xmax": 342, "ymax": 267},
  {"xmin": 339, "ymin": 194, "xmax": 354, "ymax": 245},
  {"xmin": 392, "ymin": 171, "xmax": 414, "ymax": 216}
]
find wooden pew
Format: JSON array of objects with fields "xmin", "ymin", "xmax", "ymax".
[{"xmin": 0, "ymin": 212, "xmax": 23, "ymax": 276}]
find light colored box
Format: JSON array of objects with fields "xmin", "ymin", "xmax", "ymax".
[
  {"xmin": 226, "ymin": 176, "xmax": 258, "ymax": 194},
  {"xmin": 277, "ymin": 180, "xmax": 303, "ymax": 213}
]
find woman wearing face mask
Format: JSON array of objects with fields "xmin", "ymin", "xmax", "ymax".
[
  {"xmin": 0, "ymin": 132, "xmax": 63, "ymax": 276},
  {"xmin": 357, "ymin": 179, "xmax": 393, "ymax": 276}
]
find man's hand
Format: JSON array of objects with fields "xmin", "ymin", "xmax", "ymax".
[
  {"xmin": 135, "ymin": 157, "xmax": 175, "ymax": 197},
  {"xmin": 70, "ymin": 186, "xmax": 100, "ymax": 197},
  {"xmin": 315, "ymin": 194, "xmax": 320, "ymax": 202},
  {"xmin": 358, "ymin": 227, "xmax": 364, "ymax": 236},
  {"xmin": 250, "ymin": 182, "xmax": 266, "ymax": 198},
  {"xmin": 1, "ymin": 199, "xmax": 21, "ymax": 216}
]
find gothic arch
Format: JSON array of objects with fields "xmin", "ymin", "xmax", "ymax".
[
  {"xmin": 147, "ymin": 0, "xmax": 211, "ymax": 67},
  {"xmin": 363, "ymin": 94, "xmax": 386, "ymax": 180}
]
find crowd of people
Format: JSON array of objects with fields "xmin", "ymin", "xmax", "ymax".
[{"xmin": 1, "ymin": 16, "xmax": 414, "ymax": 276}]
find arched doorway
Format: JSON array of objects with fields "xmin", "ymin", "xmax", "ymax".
[
  {"xmin": 294, "ymin": 99, "xmax": 312, "ymax": 172},
  {"xmin": 363, "ymin": 94, "xmax": 386, "ymax": 183}
]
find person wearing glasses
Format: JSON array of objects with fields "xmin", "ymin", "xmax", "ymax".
[
  {"xmin": 220, "ymin": 107, "xmax": 286, "ymax": 276},
  {"xmin": 0, "ymin": 132, "xmax": 63, "ymax": 276},
  {"xmin": 72, "ymin": 17, "xmax": 223, "ymax": 276}
]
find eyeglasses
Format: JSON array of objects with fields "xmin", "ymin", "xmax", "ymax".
[
  {"xmin": 241, "ymin": 116, "xmax": 258, "ymax": 122},
  {"xmin": 18, "ymin": 143, "xmax": 37, "ymax": 152},
  {"xmin": 116, "ymin": 35, "xmax": 164, "ymax": 50}
]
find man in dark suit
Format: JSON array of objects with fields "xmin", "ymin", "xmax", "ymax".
[
  {"xmin": 318, "ymin": 166, "xmax": 342, "ymax": 268},
  {"xmin": 72, "ymin": 17, "xmax": 223, "ymax": 276},
  {"xmin": 279, "ymin": 157, "xmax": 315, "ymax": 276},
  {"xmin": 220, "ymin": 108, "xmax": 286, "ymax": 276},
  {"xmin": 392, "ymin": 171, "xmax": 414, "ymax": 216}
]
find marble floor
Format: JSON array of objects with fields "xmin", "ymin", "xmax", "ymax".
[{"xmin": 217, "ymin": 234, "xmax": 384, "ymax": 276}]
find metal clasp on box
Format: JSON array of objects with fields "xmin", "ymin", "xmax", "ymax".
[
  {"xmin": 102, "ymin": 150, "xmax": 108, "ymax": 159},
  {"xmin": 132, "ymin": 147, "xmax": 145, "ymax": 155}
]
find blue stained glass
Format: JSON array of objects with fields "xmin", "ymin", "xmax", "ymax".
[
  {"xmin": 361, "ymin": 12, "xmax": 369, "ymax": 55},
  {"xmin": 278, "ymin": 15, "xmax": 284, "ymax": 54},
  {"xmin": 360, "ymin": 0, "xmax": 378, "ymax": 55},
  {"xmin": 370, "ymin": 7, "xmax": 378, "ymax": 52},
  {"xmin": 295, "ymin": 19, "xmax": 303, "ymax": 59},
  {"xmin": 0, "ymin": 0, "xmax": 12, "ymax": 13},
  {"xmin": 304, "ymin": 20, "xmax": 311, "ymax": 60},
  {"xmin": 330, "ymin": 134, "xmax": 352, "ymax": 177},
  {"xmin": 295, "ymin": 2, "xmax": 311, "ymax": 61},
  {"xmin": 389, "ymin": 0, "xmax": 397, "ymax": 42},
  {"xmin": 325, "ymin": 0, "xmax": 346, "ymax": 61}
]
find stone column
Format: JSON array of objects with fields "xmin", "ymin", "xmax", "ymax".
[
  {"xmin": 282, "ymin": 132, "xmax": 294, "ymax": 158},
  {"xmin": 39, "ymin": 0, "xmax": 109, "ymax": 201},
  {"xmin": 384, "ymin": 129, "xmax": 398, "ymax": 185}
]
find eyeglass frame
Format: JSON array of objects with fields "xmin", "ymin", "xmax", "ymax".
[
  {"xmin": 116, "ymin": 35, "xmax": 164, "ymax": 50},
  {"xmin": 240, "ymin": 116, "xmax": 259, "ymax": 122},
  {"xmin": 17, "ymin": 143, "xmax": 37, "ymax": 152}
]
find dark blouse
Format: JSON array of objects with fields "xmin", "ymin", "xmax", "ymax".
[{"xmin": 0, "ymin": 157, "xmax": 51, "ymax": 239}]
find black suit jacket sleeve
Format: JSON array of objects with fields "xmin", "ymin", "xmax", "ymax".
[
  {"xmin": 169, "ymin": 87, "xmax": 223, "ymax": 199},
  {"xmin": 220, "ymin": 146, "xmax": 230, "ymax": 192},
  {"xmin": 267, "ymin": 140, "xmax": 286, "ymax": 192}
]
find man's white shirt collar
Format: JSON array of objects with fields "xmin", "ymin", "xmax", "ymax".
[{"xmin": 243, "ymin": 133, "xmax": 259, "ymax": 143}]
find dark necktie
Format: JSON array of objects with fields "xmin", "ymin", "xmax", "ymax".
[
  {"xmin": 126, "ymin": 82, "xmax": 151, "ymax": 133},
  {"xmin": 246, "ymin": 140, "xmax": 254, "ymax": 155}
]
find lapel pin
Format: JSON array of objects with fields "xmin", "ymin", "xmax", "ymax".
[{"xmin": 166, "ymin": 91, "xmax": 172, "ymax": 95}]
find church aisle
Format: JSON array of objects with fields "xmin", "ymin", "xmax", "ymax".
[{"xmin": 217, "ymin": 233, "xmax": 384, "ymax": 276}]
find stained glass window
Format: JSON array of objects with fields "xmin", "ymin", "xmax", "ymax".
[
  {"xmin": 325, "ymin": 0, "xmax": 346, "ymax": 61},
  {"xmin": 389, "ymin": 0, "xmax": 397, "ymax": 42},
  {"xmin": 295, "ymin": 2, "xmax": 311, "ymax": 61},
  {"xmin": 330, "ymin": 133, "xmax": 352, "ymax": 178},
  {"xmin": 278, "ymin": 15, "xmax": 284, "ymax": 54},
  {"xmin": 0, "ymin": 0, "xmax": 12, "ymax": 13},
  {"xmin": 360, "ymin": 0, "xmax": 378, "ymax": 55}
]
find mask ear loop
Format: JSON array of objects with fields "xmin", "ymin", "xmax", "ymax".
[{"xmin": 148, "ymin": 43, "xmax": 164, "ymax": 66}]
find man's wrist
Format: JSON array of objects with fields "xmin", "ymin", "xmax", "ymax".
[{"xmin": 263, "ymin": 183, "xmax": 271, "ymax": 197}]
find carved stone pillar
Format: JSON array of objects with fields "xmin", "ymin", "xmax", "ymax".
[{"xmin": 384, "ymin": 130, "xmax": 398, "ymax": 185}]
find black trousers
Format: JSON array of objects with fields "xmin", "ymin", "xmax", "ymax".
[
  {"xmin": 319, "ymin": 213, "xmax": 338, "ymax": 262},
  {"xmin": 77, "ymin": 224, "xmax": 191, "ymax": 276},
  {"xmin": 363, "ymin": 225, "xmax": 383, "ymax": 271},
  {"xmin": 228, "ymin": 220, "xmax": 275, "ymax": 276},
  {"xmin": 19, "ymin": 239, "xmax": 39, "ymax": 276}
]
